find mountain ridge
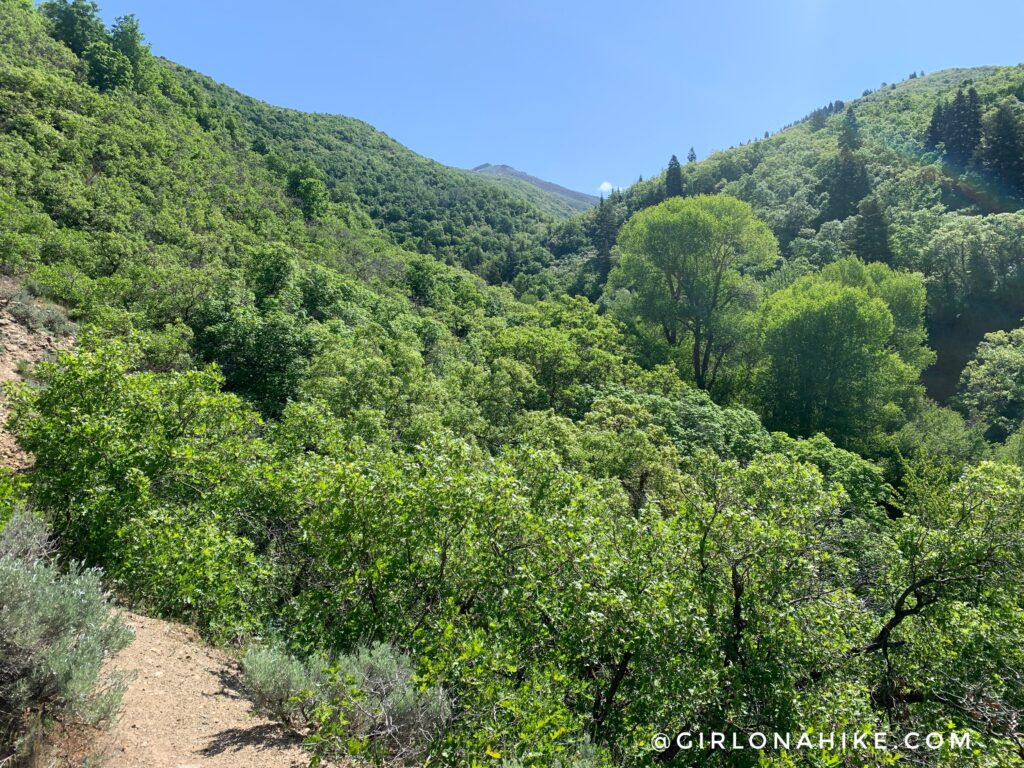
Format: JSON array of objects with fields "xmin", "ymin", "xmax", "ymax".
[{"xmin": 470, "ymin": 163, "xmax": 599, "ymax": 216}]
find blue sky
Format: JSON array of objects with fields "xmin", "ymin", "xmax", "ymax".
[{"xmin": 95, "ymin": 1, "xmax": 1024, "ymax": 194}]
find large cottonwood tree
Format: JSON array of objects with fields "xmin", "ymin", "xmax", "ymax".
[{"xmin": 607, "ymin": 195, "xmax": 777, "ymax": 391}]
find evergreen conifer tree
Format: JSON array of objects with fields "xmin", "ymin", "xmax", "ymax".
[
  {"xmin": 839, "ymin": 106, "xmax": 862, "ymax": 152},
  {"xmin": 979, "ymin": 102, "xmax": 1024, "ymax": 202},
  {"xmin": 966, "ymin": 87, "xmax": 982, "ymax": 155},
  {"xmin": 590, "ymin": 196, "xmax": 620, "ymax": 286},
  {"xmin": 851, "ymin": 196, "xmax": 893, "ymax": 264},
  {"xmin": 820, "ymin": 109, "xmax": 870, "ymax": 222},
  {"xmin": 665, "ymin": 155, "xmax": 683, "ymax": 197},
  {"xmin": 926, "ymin": 101, "xmax": 946, "ymax": 149}
]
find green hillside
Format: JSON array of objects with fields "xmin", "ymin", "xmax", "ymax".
[
  {"xmin": 182, "ymin": 69, "xmax": 561, "ymax": 281},
  {"xmin": 2, "ymin": 2, "xmax": 1024, "ymax": 767},
  {"xmin": 0, "ymin": 0, "xmax": 562, "ymax": 287}
]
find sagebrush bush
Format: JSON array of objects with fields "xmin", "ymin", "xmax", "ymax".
[
  {"xmin": 0, "ymin": 513, "xmax": 132, "ymax": 762},
  {"xmin": 0, "ymin": 511, "xmax": 52, "ymax": 563},
  {"xmin": 240, "ymin": 644, "xmax": 325, "ymax": 729},
  {"xmin": 0, "ymin": 285, "xmax": 75, "ymax": 337},
  {"xmin": 242, "ymin": 642, "xmax": 449, "ymax": 766},
  {"xmin": 326, "ymin": 643, "xmax": 450, "ymax": 765}
]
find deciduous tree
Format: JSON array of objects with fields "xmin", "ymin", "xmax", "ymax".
[
  {"xmin": 608, "ymin": 195, "xmax": 777, "ymax": 390},
  {"xmin": 758, "ymin": 275, "xmax": 918, "ymax": 444}
]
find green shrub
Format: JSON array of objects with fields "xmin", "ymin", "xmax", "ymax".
[
  {"xmin": 112, "ymin": 506, "xmax": 272, "ymax": 642},
  {"xmin": 0, "ymin": 471, "xmax": 28, "ymax": 531},
  {"xmin": 6, "ymin": 340, "xmax": 272, "ymax": 641},
  {"xmin": 0, "ymin": 513, "xmax": 132, "ymax": 762},
  {"xmin": 770, "ymin": 431, "xmax": 890, "ymax": 516},
  {"xmin": 500, "ymin": 738, "xmax": 612, "ymax": 768},
  {"xmin": 998, "ymin": 425, "xmax": 1024, "ymax": 466}
]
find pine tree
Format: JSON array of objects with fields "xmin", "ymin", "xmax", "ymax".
[
  {"xmin": 808, "ymin": 108, "xmax": 828, "ymax": 131},
  {"xmin": 839, "ymin": 106, "xmax": 862, "ymax": 152},
  {"xmin": 820, "ymin": 109, "xmax": 870, "ymax": 222},
  {"xmin": 665, "ymin": 154, "xmax": 683, "ymax": 198},
  {"xmin": 687, "ymin": 147, "xmax": 697, "ymax": 163},
  {"xmin": 979, "ymin": 102, "xmax": 1024, "ymax": 202},
  {"xmin": 926, "ymin": 89, "xmax": 982, "ymax": 169},
  {"xmin": 966, "ymin": 87, "xmax": 982, "ymax": 155},
  {"xmin": 590, "ymin": 196, "xmax": 620, "ymax": 285},
  {"xmin": 926, "ymin": 101, "xmax": 946, "ymax": 149},
  {"xmin": 942, "ymin": 89, "xmax": 982, "ymax": 167},
  {"xmin": 948, "ymin": 90, "xmax": 968, "ymax": 162},
  {"xmin": 851, "ymin": 196, "xmax": 893, "ymax": 264},
  {"xmin": 821, "ymin": 151, "xmax": 870, "ymax": 222}
]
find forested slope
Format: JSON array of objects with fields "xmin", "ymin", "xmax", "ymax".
[
  {"xmin": 1, "ymin": 1, "xmax": 1024, "ymax": 767},
  {"xmin": 538, "ymin": 66, "xmax": 1024, "ymax": 399},
  {"xmin": 166, "ymin": 64, "xmax": 558, "ymax": 281}
]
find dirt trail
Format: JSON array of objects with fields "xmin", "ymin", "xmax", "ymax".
[{"xmin": 91, "ymin": 612, "xmax": 310, "ymax": 768}]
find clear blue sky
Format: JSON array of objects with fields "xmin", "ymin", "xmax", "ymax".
[{"xmin": 94, "ymin": 0, "xmax": 1024, "ymax": 195}]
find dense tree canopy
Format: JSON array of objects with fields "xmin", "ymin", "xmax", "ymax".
[
  {"xmin": 535, "ymin": 65, "xmax": 1024, "ymax": 404},
  {"xmin": 9, "ymin": 340, "xmax": 1024, "ymax": 766}
]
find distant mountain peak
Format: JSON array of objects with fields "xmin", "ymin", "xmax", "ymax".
[{"xmin": 470, "ymin": 163, "xmax": 598, "ymax": 217}]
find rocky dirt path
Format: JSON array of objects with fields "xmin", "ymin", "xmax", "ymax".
[{"xmin": 91, "ymin": 612, "xmax": 310, "ymax": 768}]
